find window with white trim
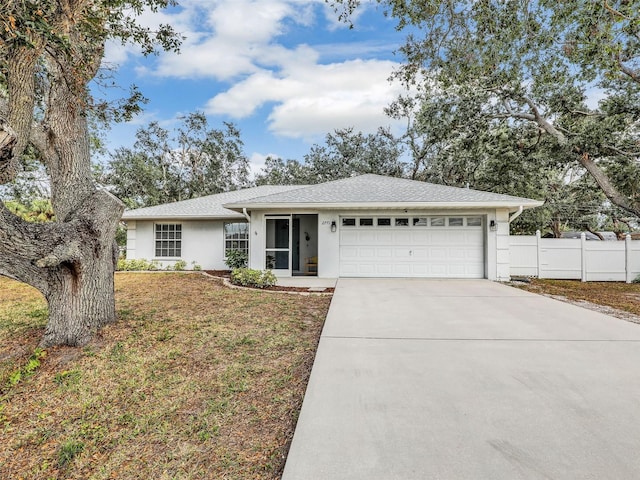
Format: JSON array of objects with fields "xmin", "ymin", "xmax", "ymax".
[
  {"xmin": 224, "ymin": 222, "xmax": 249, "ymax": 257},
  {"xmin": 155, "ymin": 224, "xmax": 182, "ymax": 257}
]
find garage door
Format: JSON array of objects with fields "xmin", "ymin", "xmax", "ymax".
[{"xmin": 339, "ymin": 215, "xmax": 485, "ymax": 278}]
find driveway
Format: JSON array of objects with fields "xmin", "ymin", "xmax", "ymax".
[{"xmin": 282, "ymin": 278, "xmax": 640, "ymax": 480}]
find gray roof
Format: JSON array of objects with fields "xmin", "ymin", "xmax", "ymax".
[
  {"xmin": 121, "ymin": 185, "xmax": 305, "ymax": 220},
  {"xmin": 224, "ymin": 174, "xmax": 543, "ymax": 210}
]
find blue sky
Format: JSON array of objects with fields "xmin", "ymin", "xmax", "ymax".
[{"xmin": 99, "ymin": 0, "xmax": 411, "ymax": 176}]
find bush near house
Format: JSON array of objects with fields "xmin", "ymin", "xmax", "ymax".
[
  {"xmin": 231, "ymin": 268, "xmax": 277, "ymax": 288},
  {"xmin": 225, "ymin": 249, "xmax": 248, "ymax": 269}
]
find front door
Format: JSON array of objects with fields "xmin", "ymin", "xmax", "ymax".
[{"xmin": 265, "ymin": 216, "xmax": 291, "ymax": 274}]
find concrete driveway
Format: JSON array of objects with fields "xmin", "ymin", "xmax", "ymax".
[{"xmin": 282, "ymin": 278, "xmax": 640, "ymax": 480}]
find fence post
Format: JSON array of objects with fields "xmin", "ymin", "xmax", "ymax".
[
  {"xmin": 581, "ymin": 232, "xmax": 587, "ymax": 282},
  {"xmin": 536, "ymin": 230, "xmax": 541, "ymax": 278},
  {"xmin": 626, "ymin": 234, "xmax": 632, "ymax": 284}
]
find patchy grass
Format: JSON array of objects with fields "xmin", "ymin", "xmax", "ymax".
[
  {"xmin": 516, "ymin": 279, "xmax": 640, "ymax": 317},
  {"xmin": 0, "ymin": 273, "xmax": 331, "ymax": 479}
]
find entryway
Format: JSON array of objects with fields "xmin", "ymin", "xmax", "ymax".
[{"xmin": 265, "ymin": 214, "xmax": 318, "ymax": 276}]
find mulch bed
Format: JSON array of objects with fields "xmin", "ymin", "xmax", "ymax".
[{"xmin": 204, "ymin": 271, "xmax": 335, "ymax": 294}]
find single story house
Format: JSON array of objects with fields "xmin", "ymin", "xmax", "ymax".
[{"xmin": 121, "ymin": 174, "xmax": 542, "ymax": 281}]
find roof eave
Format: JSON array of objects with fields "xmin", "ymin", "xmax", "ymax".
[
  {"xmin": 121, "ymin": 213, "xmax": 246, "ymax": 221},
  {"xmin": 224, "ymin": 201, "xmax": 544, "ymax": 211}
]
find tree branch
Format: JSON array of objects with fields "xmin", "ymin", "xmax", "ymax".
[
  {"xmin": 520, "ymin": 96, "xmax": 568, "ymax": 145},
  {"xmin": 576, "ymin": 150, "xmax": 640, "ymax": 217},
  {"xmin": 603, "ymin": 144, "xmax": 640, "ymax": 157}
]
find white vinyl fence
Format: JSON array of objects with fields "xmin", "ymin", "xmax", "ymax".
[{"xmin": 510, "ymin": 231, "xmax": 640, "ymax": 282}]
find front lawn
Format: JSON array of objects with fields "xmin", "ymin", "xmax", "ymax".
[
  {"xmin": 0, "ymin": 273, "xmax": 331, "ymax": 479},
  {"xmin": 515, "ymin": 279, "xmax": 640, "ymax": 317}
]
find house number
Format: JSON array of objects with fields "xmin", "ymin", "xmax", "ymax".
[{"xmin": 321, "ymin": 220, "xmax": 333, "ymax": 225}]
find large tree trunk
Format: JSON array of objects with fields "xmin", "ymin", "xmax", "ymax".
[
  {"xmin": 43, "ymin": 228, "xmax": 119, "ymax": 347},
  {"xmin": 0, "ymin": 187, "xmax": 122, "ymax": 347}
]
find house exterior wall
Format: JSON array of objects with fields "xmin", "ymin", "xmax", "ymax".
[
  {"xmin": 125, "ymin": 219, "xmax": 229, "ymax": 270},
  {"xmin": 247, "ymin": 208, "xmax": 510, "ymax": 281}
]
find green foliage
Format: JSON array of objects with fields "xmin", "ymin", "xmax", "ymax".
[
  {"xmin": 170, "ymin": 260, "xmax": 187, "ymax": 271},
  {"xmin": 5, "ymin": 199, "xmax": 55, "ymax": 222},
  {"xmin": 57, "ymin": 440, "xmax": 85, "ymax": 469},
  {"xmin": 256, "ymin": 127, "xmax": 405, "ymax": 185},
  {"xmin": 633, "ymin": 274, "xmax": 640, "ymax": 284},
  {"xmin": 53, "ymin": 370, "xmax": 82, "ymax": 388},
  {"xmin": 104, "ymin": 113, "xmax": 250, "ymax": 208},
  {"xmin": 115, "ymin": 224, "xmax": 127, "ymax": 247},
  {"xmin": 225, "ymin": 249, "xmax": 248, "ymax": 269},
  {"xmin": 5, "ymin": 348, "xmax": 46, "ymax": 388},
  {"xmin": 191, "ymin": 261, "xmax": 202, "ymax": 271},
  {"xmin": 230, "ymin": 268, "xmax": 277, "ymax": 289},
  {"xmin": 332, "ymin": 0, "xmax": 640, "ymax": 219},
  {"xmin": 116, "ymin": 258, "xmax": 159, "ymax": 271}
]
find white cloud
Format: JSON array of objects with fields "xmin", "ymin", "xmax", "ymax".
[
  {"xmin": 248, "ymin": 152, "xmax": 275, "ymax": 179},
  {"xmin": 108, "ymin": 0, "xmax": 409, "ymax": 146},
  {"xmin": 206, "ymin": 59, "xmax": 407, "ymax": 138}
]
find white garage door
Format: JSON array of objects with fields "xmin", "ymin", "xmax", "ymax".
[{"xmin": 339, "ymin": 215, "xmax": 485, "ymax": 278}]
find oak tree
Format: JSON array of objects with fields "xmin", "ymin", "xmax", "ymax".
[{"xmin": 0, "ymin": 1, "xmax": 179, "ymax": 346}]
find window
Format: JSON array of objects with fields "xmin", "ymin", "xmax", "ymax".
[
  {"xmin": 395, "ymin": 218, "xmax": 409, "ymax": 226},
  {"xmin": 155, "ymin": 224, "xmax": 182, "ymax": 257},
  {"xmin": 360, "ymin": 218, "xmax": 374, "ymax": 226},
  {"xmin": 430, "ymin": 217, "xmax": 445, "ymax": 227},
  {"xmin": 342, "ymin": 218, "xmax": 356, "ymax": 227},
  {"xmin": 377, "ymin": 218, "xmax": 391, "ymax": 226},
  {"xmin": 224, "ymin": 222, "xmax": 249, "ymax": 257},
  {"xmin": 448, "ymin": 217, "xmax": 464, "ymax": 227},
  {"xmin": 467, "ymin": 217, "xmax": 482, "ymax": 226},
  {"xmin": 413, "ymin": 217, "xmax": 428, "ymax": 226}
]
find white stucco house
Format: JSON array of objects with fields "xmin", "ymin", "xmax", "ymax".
[{"xmin": 121, "ymin": 174, "xmax": 543, "ymax": 281}]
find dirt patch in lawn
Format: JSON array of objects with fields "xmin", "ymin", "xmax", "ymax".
[
  {"xmin": 0, "ymin": 273, "xmax": 331, "ymax": 480},
  {"xmin": 514, "ymin": 279, "xmax": 640, "ymax": 323}
]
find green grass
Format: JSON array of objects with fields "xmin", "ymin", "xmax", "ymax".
[{"xmin": 0, "ymin": 273, "xmax": 331, "ymax": 479}]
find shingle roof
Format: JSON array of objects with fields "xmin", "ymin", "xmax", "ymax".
[
  {"xmin": 224, "ymin": 174, "xmax": 543, "ymax": 209},
  {"xmin": 121, "ymin": 185, "xmax": 305, "ymax": 220}
]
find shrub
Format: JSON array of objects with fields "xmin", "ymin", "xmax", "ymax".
[
  {"xmin": 169, "ymin": 260, "xmax": 187, "ymax": 271},
  {"xmin": 116, "ymin": 258, "xmax": 159, "ymax": 271},
  {"xmin": 230, "ymin": 268, "xmax": 277, "ymax": 288},
  {"xmin": 191, "ymin": 261, "xmax": 202, "ymax": 271},
  {"xmin": 225, "ymin": 249, "xmax": 248, "ymax": 269},
  {"xmin": 633, "ymin": 274, "xmax": 640, "ymax": 284}
]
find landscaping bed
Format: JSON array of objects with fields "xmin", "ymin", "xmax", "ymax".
[
  {"xmin": 205, "ymin": 271, "xmax": 335, "ymax": 294},
  {"xmin": 0, "ymin": 273, "xmax": 331, "ymax": 479}
]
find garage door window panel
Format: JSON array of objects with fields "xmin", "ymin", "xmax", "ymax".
[
  {"xmin": 395, "ymin": 218, "xmax": 409, "ymax": 227},
  {"xmin": 413, "ymin": 217, "xmax": 429, "ymax": 226},
  {"xmin": 342, "ymin": 218, "xmax": 356, "ymax": 227},
  {"xmin": 431, "ymin": 217, "xmax": 445, "ymax": 227},
  {"xmin": 448, "ymin": 217, "xmax": 464, "ymax": 227},
  {"xmin": 377, "ymin": 218, "xmax": 391, "ymax": 226}
]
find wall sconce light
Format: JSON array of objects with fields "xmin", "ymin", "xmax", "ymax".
[
  {"xmin": 489, "ymin": 220, "xmax": 497, "ymax": 231},
  {"xmin": 330, "ymin": 221, "xmax": 337, "ymax": 233},
  {"xmin": 305, "ymin": 231, "xmax": 311, "ymax": 241}
]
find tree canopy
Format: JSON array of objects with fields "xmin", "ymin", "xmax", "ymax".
[
  {"xmin": 256, "ymin": 127, "xmax": 406, "ymax": 185},
  {"xmin": 104, "ymin": 112, "xmax": 250, "ymax": 208},
  {"xmin": 333, "ymin": 0, "xmax": 640, "ymax": 219}
]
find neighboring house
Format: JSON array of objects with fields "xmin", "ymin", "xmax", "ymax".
[{"xmin": 122, "ymin": 174, "xmax": 542, "ymax": 281}]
